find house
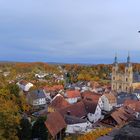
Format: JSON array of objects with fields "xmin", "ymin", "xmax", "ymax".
[
  {"xmin": 117, "ymin": 92, "xmax": 138, "ymax": 106},
  {"xmin": 35, "ymin": 73, "xmax": 47, "ymax": 79},
  {"xmin": 65, "ymin": 81, "xmax": 92, "ymax": 92},
  {"xmin": 64, "ymin": 115, "xmax": 92, "ymax": 134},
  {"xmin": 64, "ymin": 90, "xmax": 81, "ymax": 104},
  {"xmin": 44, "ymin": 85, "xmax": 64, "ymax": 92},
  {"xmin": 81, "ymin": 92, "xmax": 103, "ymax": 123},
  {"xmin": 17, "ymin": 80, "xmax": 33, "ymax": 92},
  {"xmin": 116, "ymin": 92, "xmax": 138, "ymax": 107},
  {"xmin": 48, "ymin": 94, "xmax": 70, "ymax": 112},
  {"xmin": 59, "ymin": 101, "xmax": 87, "ymax": 118},
  {"xmin": 27, "ymin": 89, "xmax": 46, "ymax": 106},
  {"xmin": 59, "ymin": 93, "xmax": 103, "ymax": 124},
  {"xmin": 45, "ymin": 111, "xmax": 66, "ymax": 139},
  {"xmin": 82, "ymin": 91, "xmax": 103, "ymax": 109},
  {"xmin": 43, "ymin": 85, "xmax": 64, "ymax": 100},
  {"xmin": 102, "ymin": 106, "xmax": 136, "ymax": 127},
  {"xmin": 43, "ymin": 91, "xmax": 52, "ymax": 103},
  {"xmin": 83, "ymin": 99, "xmax": 102, "ymax": 123},
  {"xmin": 101, "ymin": 93, "xmax": 117, "ymax": 112},
  {"xmin": 3, "ymin": 71, "xmax": 10, "ymax": 77}
]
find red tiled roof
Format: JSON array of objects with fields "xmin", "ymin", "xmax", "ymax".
[
  {"xmin": 66, "ymin": 90, "xmax": 81, "ymax": 98},
  {"xmin": 83, "ymin": 99, "xmax": 98, "ymax": 114},
  {"xmin": 59, "ymin": 101, "xmax": 87, "ymax": 118},
  {"xmin": 45, "ymin": 111, "xmax": 66, "ymax": 138},
  {"xmin": 44, "ymin": 85, "xmax": 64, "ymax": 92},
  {"xmin": 124, "ymin": 100, "xmax": 140, "ymax": 112},
  {"xmin": 111, "ymin": 106, "xmax": 136, "ymax": 125},
  {"xmin": 82, "ymin": 91, "xmax": 101, "ymax": 103},
  {"xmin": 50, "ymin": 95, "xmax": 70, "ymax": 110}
]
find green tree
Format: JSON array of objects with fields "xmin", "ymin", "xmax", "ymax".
[
  {"xmin": 8, "ymin": 84, "xmax": 20, "ymax": 97},
  {"xmin": 18, "ymin": 118, "xmax": 32, "ymax": 140},
  {"xmin": 32, "ymin": 116, "xmax": 48, "ymax": 140}
]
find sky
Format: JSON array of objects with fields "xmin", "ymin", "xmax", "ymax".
[{"xmin": 0, "ymin": 0, "xmax": 140, "ymax": 64}]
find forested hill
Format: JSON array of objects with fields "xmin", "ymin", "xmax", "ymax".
[{"xmin": 0, "ymin": 62, "xmax": 140, "ymax": 85}]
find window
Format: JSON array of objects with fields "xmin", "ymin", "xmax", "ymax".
[
  {"xmin": 119, "ymin": 85, "xmax": 122, "ymax": 89},
  {"xmin": 113, "ymin": 77, "xmax": 115, "ymax": 80},
  {"xmin": 126, "ymin": 78, "xmax": 128, "ymax": 82}
]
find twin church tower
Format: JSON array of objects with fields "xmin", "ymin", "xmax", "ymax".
[{"xmin": 111, "ymin": 54, "xmax": 133, "ymax": 93}]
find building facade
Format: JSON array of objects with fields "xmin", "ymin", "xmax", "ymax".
[{"xmin": 111, "ymin": 55, "xmax": 133, "ymax": 93}]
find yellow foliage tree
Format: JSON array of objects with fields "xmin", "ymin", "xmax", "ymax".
[
  {"xmin": 0, "ymin": 84, "xmax": 29, "ymax": 140},
  {"xmin": 65, "ymin": 128, "xmax": 112, "ymax": 140},
  {"xmin": 77, "ymin": 128, "xmax": 112, "ymax": 140},
  {"xmin": 0, "ymin": 95, "xmax": 20, "ymax": 140}
]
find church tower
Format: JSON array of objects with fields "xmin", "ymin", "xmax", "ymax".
[
  {"xmin": 111, "ymin": 54, "xmax": 133, "ymax": 93},
  {"xmin": 124, "ymin": 54, "xmax": 133, "ymax": 92},
  {"xmin": 111, "ymin": 54, "xmax": 118, "ymax": 91}
]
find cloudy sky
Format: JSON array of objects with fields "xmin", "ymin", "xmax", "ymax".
[{"xmin": 0, "ymin": 0, "xmax": 140, "ymax": 64}]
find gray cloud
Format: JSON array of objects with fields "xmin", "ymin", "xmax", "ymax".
[{"xmin": 0, "ymin": 0, "xmax": 140, "ymax": 63}]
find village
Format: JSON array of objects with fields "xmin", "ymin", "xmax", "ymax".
[{"xmin": 0, "ymin": 56, "xmax": 139, "ymax": 140}]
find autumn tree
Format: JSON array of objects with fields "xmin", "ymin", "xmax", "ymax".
[
  {"xmin": 0, "ymin": 88, "xmax": 20, "ymax": 140},
  {"xmin": 7, "ymin": 84, "xmax": 29, "ymax": 112},
  {"xmin": 8, "ymin": 83, "xmax": 20, "ymax": 97}
]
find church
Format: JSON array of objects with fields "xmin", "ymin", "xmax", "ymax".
[{"xmin": 111, "ymin": 54, "xmax": 140, "ymax": 93}]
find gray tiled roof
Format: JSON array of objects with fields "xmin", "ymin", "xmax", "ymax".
[
  {"xmin": 64, "ymin": 115, "xmax": 87, "ymax": 124},
  {"xmin": 30, "ymin": 89, "xmax": 46, "ymax": 100},
  {"xmin": 117, "ymin": 92, "xmax": 138, "ymax": 105}
]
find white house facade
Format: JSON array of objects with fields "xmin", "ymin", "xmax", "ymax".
[
  {"xmin": 32, "ymin": 98, "xmax": 46, "ymax": 106},
  {"xmin": 17, "ymin": 81, "xmax": 33, "ymax": 92},
  {"xmin": 27, "ymin": 90, "xmax": 46, "ymax": 106},
  {"xmin": 87, "ymin": 105, "xmax": 102, "ymax": 123},
  {"xmin": 85, "ymin": 98, "xmax": 103, "ymax": 123},
  {"xmin": 65, "ymin": 122, "xmax": 92, "ymax": 134},
  {"xmin": 101, "ymin": 94, "xmax": 117, "ymax": 112}
]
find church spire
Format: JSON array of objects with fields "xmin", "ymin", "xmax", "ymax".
[
  {"xmin": 113, "ymin": 53, "xmax": 118, "ymax": 66},
  {"xmin": 127, "ymin": 52, "xmax": 130, "ymax": 63},
  {"xmin": 126, "ymin": 52, "xmax": 131, "ymax": 67}
]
